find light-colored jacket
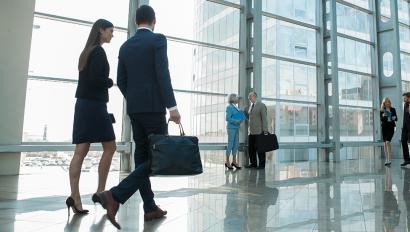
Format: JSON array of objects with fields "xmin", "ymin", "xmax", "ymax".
[{"xmin": 245, "ymin": 101, "xmax": 268, "ymax": 135}]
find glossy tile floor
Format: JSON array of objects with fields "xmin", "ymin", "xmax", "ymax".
[{"xmin": 1, "ymin": 148, "xmax": 409, "ymax": 231}]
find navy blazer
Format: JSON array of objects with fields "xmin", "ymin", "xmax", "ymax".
[
  {"xmin": 117, "ymin": 29, "xmax": 177, "ymax": 114},
  {"xmin": 380, "ymin": 107, "xmax": 397, "ymax": 127}
]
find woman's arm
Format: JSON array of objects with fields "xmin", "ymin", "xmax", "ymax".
[
  {"xmin": 226, "ymin": 106, "xmax": 239, "ymax": 124},
  {"xmin": 380, "ymin": 110, "xmax": 387, "ymax": 122},
  {"xmin": 392, "ymin": 108, "xmax": 398, "ymax": 121},
  {"xmin": 84, "ymin": 47, "xmax": 113, "ymax": 89}
]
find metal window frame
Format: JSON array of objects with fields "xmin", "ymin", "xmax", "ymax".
[
  {"xmin": 20, "ymin": 0, "xmax": 400, "ymax": 164},
  {"xmin": 0, "ymin": 142, "xmax": 131, "ymax": 153},
  {"xmin": 27, "ymin": 75, "xmax": 237, "ymax": 97},
  {"xmin": 261, "ymin": 53, "xmax": 319, "ymax": 67},
  {"xmin": 34, "ymin": 12, "xmax": 128, "ymax": 32},
  {"xmin": 261, "ymin": 97, "xmax": 319, "ymax": 105},
  {"xmin": 401, "ymin": 50, "xmax": 410, "ymax": 56},
  {"xmin": 339, "ymin": 104, "xmax": 374, "ymax": 110},
  {"xmin": 336, "ymin": 0, "xmax": 373, "ymax": 15},
  {"xmin": 336, "ymin": 32, "xmax": 375, "ymax": 46},
  {"xmin": 261, "ymin": 11, "xmax": 320, "ymax": 30},
  {"xmin": 33, "ymin": 12, "xmax": 242, "ymax": 54},
  {"xmin": 207, "ymin": 0, "xmax": 242, "ymax": 9},
  {"xmin": 337, "ymin": 67, "xmax": 375, "ymax": 77}
]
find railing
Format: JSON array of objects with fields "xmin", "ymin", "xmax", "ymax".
[{"xmin": 0, "ymin": 141, "xmax": 385, "ymax": 154}]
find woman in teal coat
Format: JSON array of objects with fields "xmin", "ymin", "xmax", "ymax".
[{"xmin": 225, "ymin": 93, "xmax": 244, "ymax": 169}]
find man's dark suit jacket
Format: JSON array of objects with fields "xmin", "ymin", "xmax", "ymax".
[
  {"xmin": 404, "ymin": 105, "xmax": 410, "ymax": 131},
  {"xmin": 117, "ymin": 28, "xmax": 176, "ymax": 114}
]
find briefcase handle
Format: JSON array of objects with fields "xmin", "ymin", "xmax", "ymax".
[{"xmin": 167, "ymin": 119, "xmax": 185, "ymax": 136}]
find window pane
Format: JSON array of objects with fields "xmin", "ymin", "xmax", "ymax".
[
  {"xmin": 380, "ymin": 0, "xmax": 391, "ymax": 21},
  {"xmin": 402, "ymin": 54, "xmax": 410, "ymax": 82},
  {"xmin": 23, "ymin": 79, "xmax": 123, "ymax": 142},
  {"xmin": 337, "ymin": 37, "xmax": 372, "ymax": 74},
  {"xmin": 262, "ymin": 17, "xmax": 316, "ymax": 63},
  {"xmin": 150, "ymin": 0, "xmax": 240, "ymax": 48},
  {"xmin": 35, "ymin": 0, "xmax": 129, "ymax": 27},
  {"xmin": 262, "ymin": 0, "xmax": 316, "ymax": 25},
  {"xmin": 342, "ymin": 0, "xmax": 369, "ymax": 10},
  {"xmin": 264, "ymin": 101, "xmax": 317, "ymax": 143},
  {"xmin": 262, "ymin": 58, "xmax": 316, "ymax": 102},
  {"xmin": 340, "ymin": 107, "xmax": 373, "ymax": 142},
  {"xmin": 403, "ymin": 81, "xmax": 410, "ymax": 93},
  {"xmin": 29, "ymin": 17, "xmax": 127, "ymax": 82},
  {"xmin": 338, "ymin": 71, "xmax": 372, "ymax": 107},
  {"xmin": 169, "ymin": 92, "xmax": 228, "ymax": 143},
  {"xmin": 168, "ymin": 41, "xmax": 239, "ymax": 94},
  {"xmin": 399, "ymin": 0, "xmax": 410, "ymax": 25},
  {"xmin": 400, "ymin": 25, "xmax": 410, "ymax": 52},
  {"xmin": 337, "ymin": 3, "xmax": 371, "ymax": 41}
]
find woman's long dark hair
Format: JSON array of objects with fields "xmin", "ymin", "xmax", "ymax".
[{"xmin": 78, "ymin": 19, "xmax": 113, "ymax": 71}]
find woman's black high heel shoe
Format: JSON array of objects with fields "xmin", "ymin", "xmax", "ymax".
[
  {"xmin": 225, "ymin": 163, "xmax": 234, "ymax": 170},
  {"xmin": 65, "ymin": 197, "xmax": 89, "ymax": 218},
  {"xmin": 231, "ymin": 163, "xmax": 242, "ymax": 169}
]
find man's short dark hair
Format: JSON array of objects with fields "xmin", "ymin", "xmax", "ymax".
[
  {"xmin": 135, "ymin": 5, "xmax": 156, "ymax": 25},
  {"xmin": 403, "ymin": 92, "xmax": 410, "ymax": 98}
]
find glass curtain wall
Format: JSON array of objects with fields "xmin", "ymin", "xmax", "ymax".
[
  {"xmin": 24, "ymin": 0, "xmax": 129, "ymax": 142},
  {"xmin": 23, "ymin": 0, "xmax": 410, "ymax": 160},
  {"xmin": 149, "ymin": 0, "xmax": 240, "ymax": 143},
  {"xmin": 398, "ymin": 0, "xmax": 410, "ymax": 92},
  {"xmin": 22, "ymin": 0, "xmax": 129, "ymax": 171},
  {"xmin": 261, "ymin": 0, "xmax": 318, "ymax": 148},
  {"xmin": 336, "ymin": 1, "xmax": 374, "ymax": 142}
]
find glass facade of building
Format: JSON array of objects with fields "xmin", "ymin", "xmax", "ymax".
[{"xmin": 23, "ymin": 0, "xmax": 410, "ymax": 162}]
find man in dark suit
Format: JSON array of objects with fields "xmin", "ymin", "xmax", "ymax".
[
  {"xmin": 402, "ymin": 92, "xmax": 410, "ymax": 167},
  {"xmin": 97, "ymin": 5, "xmax": 180, "ymax": 228}
]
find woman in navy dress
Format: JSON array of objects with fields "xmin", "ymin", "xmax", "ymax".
[
  {"xmin": 380, "ymin": 97, "xmax": 397, "ymax": 166},
  {"xmin": 66, "ymin": 19, "xmax": 116, "ymax": 216}
]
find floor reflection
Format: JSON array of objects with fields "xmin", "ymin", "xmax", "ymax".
[
  {"xmin": 383, "ymin": 167, "xmax": 400, "ymax": 232},
  {"xmin": 3, "ymin": 147, "xmax": 410, "ymax": 231}
]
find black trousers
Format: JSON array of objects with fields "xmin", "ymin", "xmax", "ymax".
[
  {"xmin": 111, "ymin": 113, "xmax": 167, "ymax": 213},
  {"xmin": 248, "ymin": 134, "xmax": 266, "ymax": 167},
  {"xmin": 402, "ymin": 128, "xmax": 410, "ymax": 161}
]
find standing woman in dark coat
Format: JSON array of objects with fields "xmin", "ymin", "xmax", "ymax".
[
  {"xmin": 380, "ymin": 97, "xmax": 397, "ymax": 166},
  {"xmin": 66, "ymin": 19, "xmax": 116, "ymax": 216}
]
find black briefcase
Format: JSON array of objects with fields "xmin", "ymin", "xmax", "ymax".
[
  {"xmin": 256, "ymin": 133, "xmax": 279, "ymax": 153},
  {"xmin": 148, "ymin": 122, "xmax": 203, "ymax": 176}
]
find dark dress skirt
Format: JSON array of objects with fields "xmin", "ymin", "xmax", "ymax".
[
  {"xmin": 382, "ymin": 122, "xmax": 395, "ymax": 142},
  {"xmin": 72, "ymin": 98, "xmax": 115, "ymax": 144}
]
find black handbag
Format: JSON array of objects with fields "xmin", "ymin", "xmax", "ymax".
[
  {"xmin": 256, "ymin": 133, "xmax": 279, "ymax": 153},
  {"xmin": 148, "ymin": 122, "xmax": 203, "ymax": 176},
  {"xmin": 108, "ymin": 113, "xmax": 116, "ymax": 124}
]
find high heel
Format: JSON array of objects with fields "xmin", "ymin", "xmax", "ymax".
[
  {"xmin": 225, "ymin": 163, "xmax": 234, "ymax": 170},
  {"xmin": 65, "ymin": 197, "xmax": 89, "ymax": 218},
  {"xmin": 231, "ymin": 163, "xmax": 242, "ymax": 169}
]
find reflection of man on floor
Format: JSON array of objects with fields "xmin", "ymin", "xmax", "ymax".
[
  {"xmin": 403, "ymin": 168, "xmax": 410, "ymax": 231},
  {"xmin": 383, "ymin": 167, "xmax": 399, "ymax": 232},
  {"xmin": 223, "ymin": 170, "xmax": 246, "ymax": 231},
  {"xmin": 245, "ymin": 170, "xmax": 279, "ymax": 232}
]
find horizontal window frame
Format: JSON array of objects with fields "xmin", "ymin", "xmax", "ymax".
[{"xmin": 261, "ymin": 11, "xmax": 319, "ymax": 31}]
